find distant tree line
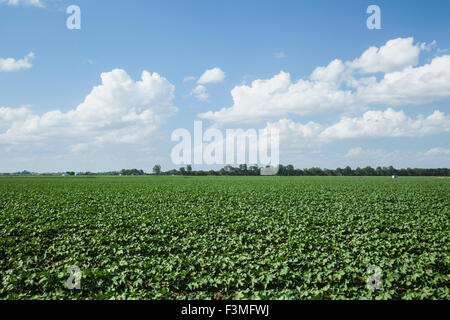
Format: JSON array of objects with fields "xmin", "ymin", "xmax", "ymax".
[
  {"xmin": 153, "ymin": 164, "xmax": 450, "ymax": 177},
  {"xmin": 1, "ymin": 165, "xmax": 448, "ymax": 176}
]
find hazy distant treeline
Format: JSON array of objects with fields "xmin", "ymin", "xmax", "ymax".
[
  {"xmin": 2, "ymin": 165, "xmax": 449, "ymax": 176},
  {"xmin": 156, "ymin": 165, "xmax": 450, "ymax": 176}
]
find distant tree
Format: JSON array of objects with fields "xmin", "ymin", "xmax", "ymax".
[
  {"xmin": 387, "ymin": 165, "xmax": 396, "ymax": 176},
  {"xmin": 276, "ymin": 164, "xmax": 285, "ymax": 176},
  {"xmin": 285, "ymin": 165, "xmax": 294, "ymax": 176},
  {"xmin": 186, "ymin": 165, "xmax": 192, "ymax": 175},
  {"xmin": 153, "ymin": 165, "xmax": 161, "ymax": 175},
  {"xmin": 180, "ymin": 167, "xmax": 186, "ymax": 176},
  {"xmin": 120, "ymin": 169, "xmax": 144, "ymax": 176},
  {"xmin": 164, "ymin": 169, "xmax": 178, "ymax": 176},
  {"xmin": 343, "ymin": 166, "xmax": 352, "ymax": 176},
  {"xmin": 362, "ymin": 166, "xmax": 375, "ymax": 176},
  {"xmin": 375, "ymin": 167, "xmax": 383, "ymax": 176},
  {"xmin": 239, "ymin": 164, "xmax": 248, "ymax": 175},
  {"xmin": 248, "ymin": 165, "xmax": 259, "ymax": 176},
  {"xmin": 223, "ymin": 165, "xmax": 235, "ymax": 175},
  {"xmin": 313, "ymin": 167, "xmax": 325, "ymax": 176}
]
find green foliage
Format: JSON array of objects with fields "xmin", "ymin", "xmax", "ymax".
[
  {"xmin": 152, "ymin": 165, "xmax": 161, "ymax": 176},
  {"xmin": 119, "ymin": 169, "xmax": 145, "ymax": 176},
  {"xmin": 0, "ymin": 176, "xmax": 448, "ymax": 300}
]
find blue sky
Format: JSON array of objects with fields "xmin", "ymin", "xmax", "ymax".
[{"xmin": 0, "ymin": 0, "xmax": 449, "ymax": 172}]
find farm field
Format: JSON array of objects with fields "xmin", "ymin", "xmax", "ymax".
[{"xmin": 0, "ymin": 176, "xmax": 448, "ymax": 300}]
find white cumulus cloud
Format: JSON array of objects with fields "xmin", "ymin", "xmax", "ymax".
[
  {"xmin": 345, "ymin": 147, "xmax": 364, "ymax": 158},
  {"xmin": 198, "ymin": 67, "xmax": 226, "ymax": 84},
  {"xmin": 265, "ymin": 108, "xmax": 450, "ymax": 143},
  {"xmin": 0, "ymin": 52, "xmax": 35, "ymax": 72},
  {"xmin": 425, "ymin": 147, "xmax": 450, "ymax": 156},
  {"xmin": 320, "ymin": 108, "xmax": 450, "ymax": 140},
  {"xmin": 0, "ymin": 0, "xmax": 44, "ymax": 7},
  {"xmin": 275, "ymin": 51, "xmax": 286, "ymax": 59},
  {"xmin": 310, "ymin": 59, "xmax": 347, "ymax": 83},
  {"xmin": 344, "ymin": 146, "xmax": 450, "ymax": 164},
  {"xmin": 199, "ymin": 38, "xmax": 450, "ymax": 124},
  {"xmin": 183, "ymin": 76, "xmax": 196, "ymax": 83},
  {"xmin": 0, "ymin": 69, "xmax": 177, "ymax": 150},
  {"xmin": 199, "ymin": 70, "xmax": 356, "ymax": 123},
  {"xmin": 190, "ymin": 85, "xmax": 209, "ymax": 101},
  {"xmin": 356, "ymin": 54, "xmax": 450, "ymax": 106},
  {"xmin": 350, "ymin": 37, "xmax": 421, "ymax": 74}
]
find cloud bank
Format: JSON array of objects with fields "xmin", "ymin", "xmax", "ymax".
[
  {"xmin": 0, "ymin": 69, "xmax": 177, "ymax": 151},
  {"xmin": 0, "ymin": 52, "xmax": 35, "ymax": 72},
  {"xmin": 265, "ymin": 108, "xmax": 450, "ymax": 144},
  {"xmin": 0, "ymin": 0, "xmax": 44, "ymax": 7},
  {"xmin": 199, "ymin": 38, "xmax": 449, "ymax": 123},
  {"xmin": 198, "ymin": 67, "xmax": 226, "ymax": 84}
]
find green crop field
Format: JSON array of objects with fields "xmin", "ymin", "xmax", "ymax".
[{"xmin": 0, "ymin": 176, "xmax": 448, "ymax": 300}]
